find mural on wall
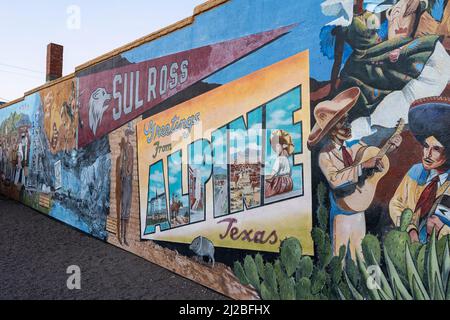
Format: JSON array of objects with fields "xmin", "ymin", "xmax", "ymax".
[
  {"xmin": 106, "ymin": 117, "xmax": 140, "ymax": 247},
  {"xmin": 0, "ymin": 99, "xmax": 35, "ymax": 200},
  {"xmin": 40, "ymin": 80, "xmax": 78, "ymax": 154},
  {"xmin": 311, "ymin": 0, "xmax": 450, "ymax": 256},
  {"xmin": 0, "ymin": 80, "xmax": 110, "ymax": 239},
  {"xmin": 35, "ymin": 80, "xmax": 110, "ymax": 239},
  {"xmin": 76, "ymin": 25, "xmax": 295, "ymax": 148},
  {"xmin": 136, "ymin": 51, "xmax": 313, "ymax": 253},
  {"xmin": 107, "ymin": 122, "xmax": 136, "ymax": 246},
  {"xmin": 1, "ymin": 0, "xmax": 449, "ymax": 300}
]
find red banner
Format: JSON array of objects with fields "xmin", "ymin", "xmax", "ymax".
[{"xmin": 76, "ymin": 25, "xmax": 294, "ymax": 147}]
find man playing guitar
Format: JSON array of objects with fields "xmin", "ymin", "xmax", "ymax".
[{"xmin": 308, "ymin": 87, "xmax": 402, "ymax": 259}]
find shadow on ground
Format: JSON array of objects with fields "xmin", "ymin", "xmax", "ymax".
[{"xmin": 0, "ymin": 196, "xmax": 227, "ymax": 300}]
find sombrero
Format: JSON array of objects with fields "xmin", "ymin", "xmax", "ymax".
[
  {"xmin": 307, "ymin": 87, "xmax": 361, "ymax": 148},
  {"xmin": 409, "ymin": 96, "xmax": 450, "ymax": 150},
  {"xmin": 270, "ymin": 130, "xmax": 295, "ymax": 156}
]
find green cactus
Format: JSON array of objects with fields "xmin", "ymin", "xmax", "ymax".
[
  {"xmin": 295, "ymin": 277, "xmax": 312, "ymax": 300},
  {"xmin": 311, "ymin": 269, "xmax": 327, "ymax": 295},
  {"xmin": 274, "ymin": 259, "xmax": 284, "ymax": 285},
  {"xmin": 345, "ymin": 253, "xmax": 360, "ymax": 288},
  {"xmin": 313, "ymin": 293, "xmax": 329, "ymax": 300},
  {"xmin": 279, "ymin": 275, "xmax": 296, "ymax": 300},
  {"xmin": 337, "ymin": 279, "xmax": 352, "ymax": 300},
  {"xmin": 322, "ymin": 274, "xmax": 333, "ymax": 298},
  {"xmin": 383, "ymin": 229, "xmax": 411, "ymax": 279},
  {"xmin": 244, "ymin": 255, "xmax": 261, "ymax": 291},
  {"xmin": 260, "ymin": 282, "xmax": 272, "ymax": 300},
  {"xmin": 312, "ymin": 228, "xmax": 325, "ymax": 248},
  {"xmin": 362, "ymin": 234, "xmax": 381, "ymax": 265},
  {"xmin": 316, "ymin": 183, "xmax": 328, "ymax": 230},
  {"xmin": 280, "ymin": 237, "xmax": 302, "ymax": 277},
  {"xmin": 437, "ymin": 235, "xmax": 450, "ymax": 265},
  {"xmin": 231, "ymin": 185, "xmax": 450, "ymax": 300},
  {"xmin": 328, "ymin": 255, "xmax": 344, "ymax": 285},
  {"xmin": 317, "ymin": 205, "xmax": 328, "ymax": 232},
  {"xmin": 255, "ymin": 253, "xmax": 265, "ymax": 278},
  {"xmin": 340, "ymin": 228, "xmax": 450, "ymax": 300},
  {"xmin": 427, "ymin": 230, "xmax": 445, "ymax": 300},
  {"xmin": 263, "ymin": 263, "xmax": 278, "ymax": 292},
  {"xmin": 416, "ymin": 244, "xmax": 427, "ymax": 283},
  {"xmin": 233, "ymin": 261, "xmax": 250, "ymax": 286},
  {"xmin": 317, "ymin": 182, "xmax": 327, "ymax": 201},
  {"xmin": 338, "ymin": 244, "xmax": 347, "ymax": 259},
  {"xmin": 400, "ymin": 209, "xmax": 414, "ymax": 232},
  {"xmin": 312, "ymin": 227, "xmax": 333, "ymax": 269},
  {"xmin": 444, "ymin": 239, "xmax": 450, "ymax": 300},
  {"xmin": 260, "ymin": 281, "xmax": 280, "ymax": 300},
  {"xmin": 410, "ymin": 242, "xmax": 423, "ymax": 260},
  {"xmin": 296, "ymin": 256, "xmax": 314, "ymax": 280}
]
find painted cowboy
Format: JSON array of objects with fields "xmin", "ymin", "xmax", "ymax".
[
  {"xmin": 390, "ymin": 97, "xmax": 450, "ymax": 243},
  {"xmin": 308, "ymin": 87, "xmax": 402, "ymax": 259},
  {"xmin": 118, "ymin": 127, "xmax": 135, "ymax": 246}
]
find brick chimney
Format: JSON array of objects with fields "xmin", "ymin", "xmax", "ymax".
[{"xmin": 46, "ymin": 43, "xmax": 63, "ymax": 82}]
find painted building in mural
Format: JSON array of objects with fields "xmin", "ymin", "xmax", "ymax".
[{"xmin": 1, "ymin": 0, "xmax": 449, "ymax": 300}]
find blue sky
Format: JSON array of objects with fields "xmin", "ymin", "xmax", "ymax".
[
  {"xmin": 0, "ymin": 0, "xmax": 339, "ymax": 103},
  {"xmin": 0, "ymin": 0, "xmax": 204, "ymax": 101}
]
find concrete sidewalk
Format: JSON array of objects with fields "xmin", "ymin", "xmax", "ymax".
[{"xmin": 0, "ymin": 196, "xmax": 226, "ymax": 300}]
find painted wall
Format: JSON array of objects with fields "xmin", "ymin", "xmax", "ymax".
[{"xmin": 1, "ymin": 0, "xmax": 449, "ymax": 300}]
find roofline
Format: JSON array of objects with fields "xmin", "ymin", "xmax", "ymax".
[
  {"xmin": 0, "ymin": 0, "xmax": 229, "ymax": 110},
  {"xmin": 75, "ymin": 0, "xmax": 229, "ymax": 73},
  {"xmin": 24, "ymin": 73, "xmax": 75, "ymax": 96},
  {"xmin": 0, "ymin": 73, "xmax": 75, "ymax": 110},
  {"xmin": 0, "ymin": 97, "xmax": 24, "ymax": 110}
]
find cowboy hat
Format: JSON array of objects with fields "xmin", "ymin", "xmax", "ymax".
[
  {"xmin": 307, "ymin": 87, "xmax": 361, "ymax": 148},
  {"xmin": 409, "ymin": 96, "xmax": 450, "ymax": 151},
  {"xmin": 124, "ymin": 123, "xmax": 135, "ymax": 137},
  {"xmin": 124, "ymin": 128, "xmax": 135, "ymax": 137},
  {"xmin": 270, "ymin": 130, "xmax": 295, "ymax": 156}
]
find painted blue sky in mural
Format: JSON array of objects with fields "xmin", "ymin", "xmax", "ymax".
[
  {"xmin": 148, "ymin": 161, "xmax": 166, "ymax": 202},
  {"xmin": 0, "ymin": 95, "xmax": 37, "ymax": 128},
  {"xmin": 168, "ymin": 151, "xmax": 189, "ymax": 206},
  {"xmin": 189, "ymin": 140, "xmax": 213, "ymax": 182},
  {"xmin": 264, "ymin": 88, "xmax": 303, "ymax": 194},
  {"xmin": 229, "ymin": 108, "xmax": 263, "ymax": 163}
]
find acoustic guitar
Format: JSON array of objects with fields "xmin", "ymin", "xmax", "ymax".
[{"xmin": 337, "ymin": 119, "xmax": 406, "ymax": 213}]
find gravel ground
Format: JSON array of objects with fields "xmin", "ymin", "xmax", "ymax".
[{"xmin": 0, "ymin": 196, "xmax": 226, "ymax": 300}]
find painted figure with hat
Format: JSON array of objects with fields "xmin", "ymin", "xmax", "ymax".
[
  {"xmin": 308, "ymin": 87, "xmax": 402, "ymax": 259},
  {"xmin": 321, "ymin": 0, "xmax": 450, "ymax": 137},
  {"xmin": 15, "ymin": 132, "xmax": 30, "ymax": 186},
  {"xmin": 118, "ymin": 124, "xmax": 135, "ymax": 246},
  {"xmin": 390, "ymin": 97, "xmax": 450, "ymax": 243},
  {"xmin": 265, "ymin": 130, "xmax": 295, "ymax": 198}
]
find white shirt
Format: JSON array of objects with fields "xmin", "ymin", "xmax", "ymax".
[
  {"xmin": 427, "ymin": 170, "xmax": 449, "ymax": 188},
  {"xmin": 272, "ymin": 156, "xmax": 291, "ymax": 176}
]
